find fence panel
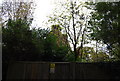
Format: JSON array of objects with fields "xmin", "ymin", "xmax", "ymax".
[
  {"xmin": 6, "ymin": 61, "xmax": 120, "ymax": 80},
  {"xmin": 53, "ymin": 62, "xmax": 70, "ymax": 79},
  {"xmin": 75, "ymin": 63, "xmax": 110, "ymax": 79},
  {"xmin": 7, "ymin": 62, "xmax": 25, "ymax": 81}
]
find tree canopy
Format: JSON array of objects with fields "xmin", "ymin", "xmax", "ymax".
[
  {"xmin": 47, "ymin": 0, "xmax": 92, "ymax": 61},
  {"xmin": 2, "ymin": 1, "xmax": 120, "ymax": 64},
  {"xmin": 89, "ymin": 2, "xmax": 120, "ymax": 60}
]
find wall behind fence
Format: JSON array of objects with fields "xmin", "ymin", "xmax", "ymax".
[{"xmin": 6, "ymin": 61, "xmax": 120, "ymax": 81}]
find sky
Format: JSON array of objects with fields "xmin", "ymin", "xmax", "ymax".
[
  {"xmin": 31, "ymin": 0, "xmax": 56, "ymax": 28},
  {"xmin": 0, "ymin": 0, "xmax": 56, "ymax": 28},
  {"xmin": 31, "ymin": 0, "xmax": 88, "ymax": 28},
  {"xmin": 30, "ymin": 0, "xmax": 120, "ymax": 28},
  {"xmin": 1, "ymin": 0, "xmax": 119, "ymax": 28}
]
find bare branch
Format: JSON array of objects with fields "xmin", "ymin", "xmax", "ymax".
[
  {"xmin": 76, "ymin": 24, "xmax": 83, "ymax": 43},
  {"xmin": 64, "ymin": 24, "xmax": 74, "ymax": 45}
]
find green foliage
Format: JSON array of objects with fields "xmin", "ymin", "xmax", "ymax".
[
  {"xmin": 91, "ymin": 51, "xmax": 109, "ymax": 62},
  {"xmin": 81, "ymin": 47, "xmax": 95, "ymax": 62},
  {"xmin": 2, "ymin": 19, "xmax": 36, "ymax": 62},
  {"xmin": 47, "ymin": 0, "xmax": 92, "ymax": 61},
  {"xmin": 75, "ymin": 47, "xmax": 110, "ymax": 62},
  {"xmin": 89, "ymin": 2, "xmax": 120, "ymax": 60},
  {"xmin": 31, "ymin": 28, "xmax": 50, "ymax": 58},
  {"xmin": 2, "ymin": 19, "xmax": 70, "ymax": 62},
  {"xmin": 43, "ymin": 32, "xmax": 69, "ymax": 62},
  {"xmin": 65, "ymin": 52, "xmax": 75, "ymax": 62}
]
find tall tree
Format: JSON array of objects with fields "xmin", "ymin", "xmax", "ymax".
[
  {"xmin": 89, "ymin": 2, "xmax": 120, "ymax": 60},
  {"xmin": 0, "ymin": 0, "xmax": 35, "ymax": 26},
  {"xmin": 47, "ymin": 0, "xmax": 92, "ymax": 61},
  {"xmin": 2, "ymin": 19, "xmax": 35, "ymax": 80},
  {"xmin": 2, "ymin": 19, "xmax": 35, "ymax": 61}
]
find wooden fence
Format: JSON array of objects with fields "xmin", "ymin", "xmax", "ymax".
[{"xmin": 6, "ymin": 61, "xmax": 120, "ymax": 81}]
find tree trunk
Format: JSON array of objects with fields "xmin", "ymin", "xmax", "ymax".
[
  {"xmin": 96, "ymin": 40, "xmax": 98, "ymax": 62},
  {"xmin": 74, "ymin": 44, "xmax": 78, "ymax": 61}
]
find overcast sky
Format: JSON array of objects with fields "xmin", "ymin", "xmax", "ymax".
[
  {"xmin": 31, "ymin": 0, "xmax": 56, "ymax": 28},
  {"xmin": 0, "ymin": 0, "xmax": 56, "ymax": 28},
  {"xmin": 30, "ymin": 0, "xmax": 120, "ymax": 28},
  {"xmin": 1, "ymin": 0, "xmax": 119, "ymax": 28},
  {"xmin": 31, "ymin": 0, "xmax": 86, "ymax": 28}
]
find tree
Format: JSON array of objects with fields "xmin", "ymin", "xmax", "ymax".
[
  {"xmin": 2, "ymin": 20, "xmax": 69, "ymax": 62},
  {"xmin": 91, "ymin": 51, "xmax": 109, "ymax": 62},
  {"xmin": 42, "ymin": 25, "xmax": 70, "ymax": 61},
  {"xmin": 2, "ymin": 19, "xmax": 35, "ymax": 80},
  {"xmin": 2, "ymin": 19, "xmax": 70, "ymax": 80},
  {"xmin": 89, "ymin": 2, "xmax": 120, "ymax": 60},
  {"xmin": 79, "ymin": 47, "xmax": 95, "ymax": 62},
  {"xmin": 76, "ymin": 46, "xmax": 109, "ymax": 62},
  {"xmin": 47, "ymin": 0, "xmax": 92, "ymax": 61},
  {"xmin": 29, "ymin": 25, "xmax": 70, "ymax": 62},
  {"xmin": 1, "ymin": 1, "xmax": 35, "ymax": 80},
  {"xmin": 50, "ymin": 25, "xmax": 70, "ymax": 47},
  {"xmin": 0, "ymin": 0, "xmax": 35, "ymax": 26},
  {"xmin": 2, "ymin": 19, "xmax": 37, "ymax": 61},
  {"xmin": 43, "ymin": 33, "xmax": 69, "ymax": 61}
]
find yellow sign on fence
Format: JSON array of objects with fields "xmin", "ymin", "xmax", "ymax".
[
  {"xmin": 50, "ymin": 63, "xmax": 55, "ymax": 68},
  {"xmin": 50, "ymin": 63, "xmax": 55, "ymax": 73}
]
